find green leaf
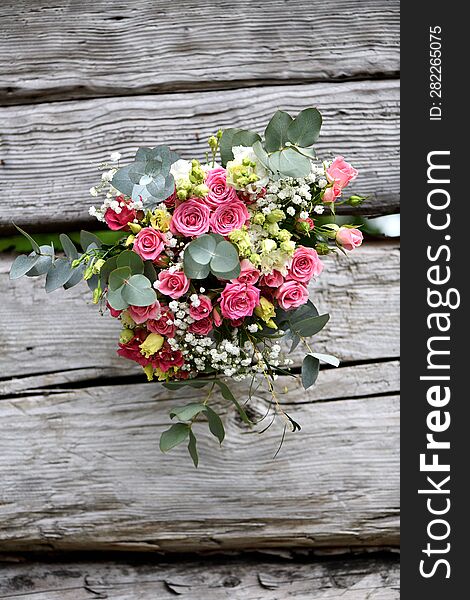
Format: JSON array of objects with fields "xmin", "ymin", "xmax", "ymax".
[
  {"xmin": 163, "ymin": 379, "xmax": 212, "ymax": 391},
  {"xmin": 63, "ymin": 263, "xmax": 85, "ymax": 289},
  {"xmin": 253, "ymin": 140, "xmax": 270, "ymax": 169},
  {"xmin": 59, "ymin": 234, "xmax": 78, "ymax": 261},
  {"xmin": 292, "ymin": 313, "xmax": 330, "ymax": 337},
  {"xmin": 13, "ymin": 224, "xmax": 40, "ymax": 254},
  {"xmin": 80, "ymin": 230, "xmax": 102, "ymax": 252},
  {"xmin": 159, "ymin": 423, "xmax": 190, "ymax": 453},
  {"xmin": 10, "ymin": 254, "xmax": 40, "ymax": 279},
  {"xmin": 183, "ymin": 253, "xmax": 211, "ymax": 279},
  {"xmin": 99, "ymin": 256, "xmax": 118, "ymax": 287},
  {"xmin": 205, "ymin": 406, "xmax": 225, "ymax": 444},
  {"xmin": 45, "ymin": 258, "xmax": 74, "ymax": 292},
  {"xmin": 311, "ymin": 353, "xmax": 340, "ymax": 367},
  {"xmin": 301, "ymin": 354, "xmax": 320, "ymax": 389},
  {"xmin": 107, "ymin": 286, "xmax": 128, "ymax": 310},
  {"xmin": 215, "ymin": 380, "xmax": 252, "ymax": 425},
  {"xmin": 24, "ymin": 245, "xmax": 54, "ymax": 277},
  {"xmin": 220, "ymin": 128, "xmax": 260, "ymax": 165},
  {"xmin": 210, "ymin": 240, "xmax": 240, "ymax": 274},
  {"xmin": 170, "ymin": 403, "xmax": 206, "ymax": 422},
  {"xmin": 121, "ymin": 274, "xmax": 156, "ymax": 306},
  {"xmin": 268, "ymin": 148, "xmax": 311, "ymax": 178},
  {"xmin": 188, "ymin": 430, "xmax": 199, "ymax": 467},
  {"xmin": 117, "ymin": 250, "xmax": 144, "ymax": 274},
  {"xmin": 296, "ymin": 146, "xmax": 317, "ymax": 159},
  {"xmin": 143, "ymin": 260, "xmax": 157, "ymax": 284},
  {"xmin": 185, "ymin": 234, "xmax": 217, "ymax": 265},
  {"xmin": 109, "ymin": 266, "xmax": 131, "ymax": 291},
  {"xmin": 286, "ymin": 108, "xmax": 322, "ymax": 147},
  {"xmin": 231, "ymin": 129, "xmax": 261, "ymax": 149},
  {"xmin": 264, "ymin": 110, "xmax": 293, "ymax": 152},
  {"xmin": 111, "ymin": 164, "xmax": 134, "ymax": 197}
]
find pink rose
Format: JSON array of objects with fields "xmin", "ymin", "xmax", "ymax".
[
  {"xmin": 188, "ymin": 316, "xmax": 213, "ymax": 336},
  {"xmin": 170, "ymin": 199, "xmax": 210, "ymax": 237},
  {"xmin": 336, "ymin": 227, "xmax": 363, "ymax": 251},
  {"xmin": 212, "ymin": 306, "xmax": 222, "ymax": 327},
  {"xmin": 287, "ymin": 246, "xmax": 324, "ymax": 283},
  {"xmin": 259, "ymin": 270, "xmax": 283, "ymax": 288},
  {"xmin": 326, "ymin": 156, "xmax": 358, "ymax": 189},
  {"xmin": 153, "ymin": 343, "xmax": 184, "ymax": 372},
  {"xmin": 275, "ymin": 280, "xmax": 309, "ymax": 310},
  {"xmin": 158, "ymin": 269, "xmax": 190, "ymax": 299},
  {"xmin": 210, "ymin": 200, "xmax": 249, "ymax": 236},
  {"xmin": 127, "ymin": 301, "xmax": 161, "ymax": 324},
  {"xmin": 322, "ymin": 182, "xmax": 342, "ymax": 203},
  {"xmin": 104, "ymin": 196, "xmax": 137, "ymax": 231},
  {"xmin": 220, "ymin": 282, "xmax": 260, "ymax": 320},
  {"xmin": 133, "ymin": 227, "xmax": 167, "ymax": 261},
  {"xmin": 147, "ymin": 307, "xmax": 176, "ymax": 337},
  {"xmin": 189, "ymin": 295, "xmax": 212, "ymax": 321},
  {"xmin": 232, "ymin": 259, "xmax": 260, "ymax": 285},
  {"xmin": 204, "ymin": 167, "xmax": 238, "ymax": 210}
]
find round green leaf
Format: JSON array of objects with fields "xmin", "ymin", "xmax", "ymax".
[
  {"xmin": 286, "ymin": 108, "xmax": 322, "ymax": 147},
  {"xmin": 25, "ymin": 246, "xmax": 54, "ymax": 277},
  {"xmin": 210, "ymin": 240, "xmax": 240, "ymax": 273},
  {"xmin": 45, "ymin": 258, "xmax": 74, "ymax": 292},
  {"xmin": 117, "ymin": 250, "xmax": 144, "ymax": 274},
  {"xmin": 205, "ymin": 406, "xmax": 225, "ymax": 444},
  {"xmin": 64, "ymin": 264, "xmax": 85, "ymax": 289},
  {"xmin": 10, "ymin": 254, "xmax": 40, "ymax": 279},
  {"xmin": 107, "ymin": 286, "xmax": 128, "ymax": 310},
  {"xmin": 109, "ymin": 266, "xmax": 131, "ymax": 291},
  {"xmin": 183, "ymin": 252, "xmax": 211, "ymax": 279},
  {"xmin": 80, "ymin": 230, "xmax": 102, "ymax": 252},
  {"xmin": 269, "ymin": 148, "xmax": 311, "ymax": 178},
  {"xmin": 186, "ymin": 234, "xmax": 217, "ymax": 265},
  {"xmin": 99, "ymin": 256, "xmax": 118, "ymax": 287},
  {"xmin": 253, "ymin": 140, "xmax": 270, "ymax": 169},
  {"xmin": 59, "ymin": 233, "xmax": 78, "ymax": 261},
  {"xmin": 121, "ymin": 274, "xmax": 156, "ymax": 306},
  {"xmin": 264, "ymin": 110, "xmax": 293, "ymax": 152}
]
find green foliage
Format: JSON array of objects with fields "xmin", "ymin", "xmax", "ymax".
[
  {"xmin": 107, "ymin": 263, "xmax": 156, "ymax": 310},
  {"xmin": 286, "ymin": 108, "xmax": 322, "ymax": 147},
  {"xmin": 301, "ymin": 354, "xmax": 320, "ymax": 389},
  {"xmin": 159, "ymin": 423, "xmax": 190, "ymax": 452},
  {"xmin": 220, "ymin": 128, "xmax": 261, "ymax": 165},
  {"xmin": 111, "ymin": 145, "xmax": 180, "ymax": 210},
  {"xmin": 80, "ymin": 230, "xmax": 102, "ymax": 252},
  {"xmin": 264, "ymin": 110, "xmax": 293, "ymax": 152},
  {"xmin": 183, "ymin": 233, "xmax": 241, "ymax": 280}
]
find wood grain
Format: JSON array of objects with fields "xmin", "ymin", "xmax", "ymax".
[
  {"xmin": 0, "ymin": 242, "xmax": 399, "ymax": 381},
  {"xmin": 0, "ymin": 0, "xmax": 399, "ymax": 104},
  {"xmin": 0, "ymin": 555, "xmax": 400, "ymax": 599},
  {"xmin": 0, "ymin": 377, "xmax": 399, "ymax": 552},
  {"xmin": 0, "ymin": 80, "xmax": 399, "ymax": 233}
]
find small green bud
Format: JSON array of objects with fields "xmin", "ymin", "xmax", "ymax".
[
  {"xmin": 83, "ymin": 264, "xmax": 94, "ymax": 280},
  {"xmin": 71, "ymin": 259, "xmax": 81, "ymax": 268},
  {"xmin": 264, "ymin": 222, "xmax": 280, "ymax": 237},
  {"xmin": 216, "ymin": 129, "xmax": 223, "ymax": 140},
  {"xmin": 119, "ymin": 328, "xmax": 134, "ymax": 344},
  {"xmin": 315, "ymin": 242, "xmax": 331, "ymax": 255},
  {"xmin": 193, "ymin": 183, "xmax": 209, "ymax": 197},
  {"xmin": 208, "ymin": 135, "xmax": 218, "ymax": 149},
  {"xmin": 249, "ymin": 253, "xmax": 261, "ymax": 265},
  {"xmin": 128, "ymin": 222, "xmax": 142, "ymax": 234},
  {"xmin": 266, "ymin": 209, "xmax": 285, "ymax": 223},
  {"xmin": 92, "ymin": 258, "xmax": 106, "ymax": 274},
  {"xmin": 177, "ymin": 189, "xmax": 188, "ymax": 200},
  {"xmin": 348, "ymin": 195, "xmax": 366, "ymax": 206},
  {"xmin": 252, "ymin": 213, "xmax": 265, "ymax": 226},
  {"xmin": 92, "ymin": 281, "xmax": 102, "ymax": 304},
  {"xmin": 322, "ymin": 223, "xmax": 340, "ymax": 239},
  {"xmin": 277, "ymin": 229, "xmax": 291, "ymax": 242}
]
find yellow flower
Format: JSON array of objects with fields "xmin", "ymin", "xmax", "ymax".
[
  {"xmin": 143, "ymin": 364, "xmax": 154, "ymax": 381},
  {"xmin": 254, "ymin": 297, "xmax": 277, "ymax": 329},
  {"xmin": 139, "ymin": 333, "xmax": 164, "ymax": 358},
  {"xmin": 150, "ymin": 208, "xmax": 171, "ymax": 232}
]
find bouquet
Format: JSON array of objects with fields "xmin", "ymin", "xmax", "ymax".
[{"xmin": 10, "ymin": 108, "xmax": 366, "ymax": 465}]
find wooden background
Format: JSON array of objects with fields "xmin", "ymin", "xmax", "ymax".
[{"xmin": 0, "ymin": 1, "xmax": 400, "ymax": 598}]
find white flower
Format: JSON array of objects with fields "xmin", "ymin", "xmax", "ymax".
[
  {"xmin": 286, "ymin": 206, "xmax": 296, "ymax": 216},
  {"xmin": 313, "ymin": 205, "xmax": 325, "ymax": 214},
  {"xmin": 299, "ymin": 211, "xmax": 309, "ymax": 219},
  {"xmin": 247, "ymin": 324, "xmax": 258, "ymax": 333},
  {"xmin": 226, "ymin": 145, "xmax": 269, "ymax": 189},
  {"xmin": 169, "ymin": 301, "xmax": 179, "ymax": 311},
  {"xmin": 89, "ymin": 187, "xmax": 98, "ymax": 197},
  {"xmin": 110, "ymin": 152, "xmax": 122, "ymax": 162},
  {"xmin": 318, "ymin": 178, "xmax": 327, "ymax": 188},
  {"xmin": 170, "ymin": 159, "xmax": 192, "ymax": 184}
]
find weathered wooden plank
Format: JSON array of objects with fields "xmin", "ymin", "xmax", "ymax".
[
  {"xmin": 0, "ymin": 242, "xmax": 399, "ymax": 380},
  {"xmin": 0, "ymin": 80, "xmax": 399, "ymax": 233},
  {"xmin": 0, "ymin": 555, "xmax": 400, "ymax": 599},
  {"xmin": 0, "ymin": 0, "xmax": 400, "ymax": 104},
  {"xmin": 0, "ymin": 378, "xmax": 399, "ymax": 552}
]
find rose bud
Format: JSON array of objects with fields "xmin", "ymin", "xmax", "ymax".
[{"xmin": 336, "ymin": 227, "xmax": 363, "ymax": 251}]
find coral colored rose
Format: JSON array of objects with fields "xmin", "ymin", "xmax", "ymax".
[
  {"xmin": 188, "ymin": 316, "xmax": 213, "ymax": 336},
  {"xmin": 104, "ymin": 196, "xmax": 137, "ymax": 231},
  {"xmin": 133, "ymin": 227, "xmax": 167, "ymax": 261},
  {"xmin": 275, "ymin": 280, "xmax": 309, "ymax": 310},
  {"xmin": 158, "ymin": 269, "xmax": 190, "ymax": 299},
  {"xmin": 322, "ymin": 182, "xmax": 342, "ymax": 203},
  {"xmin": 189, "ymin": 295, "xmax": 212, "ymax": 321},
  {"xmin": 260, "ymin": 270, "xmax": 283, "ymax": 288},
  {"xmin": 296, "ymin": 217, "xmax": 314, "ymax": 232},
  {"xmin": 147, "ymin": 307, "xmax": 176, "ymax": 338},
  {"xmin": 326, "ymin": 156, "xmax": 358, "ymax": 189},
  {"xmin": 170, "ymin": 199, "xmax": 210, "ymax": 237},
  {"xmin": 203, "ymin": 167, "xmax": 238, "ymax": 210},
  {"xmin": 153, "ymin": 343, "xmax": 184, "ymax": 372},
  {"xmin": 336, "ymin": 227, "xmax": 363, "ymax": 251},
  {"xmin": 220, "ymin": 282, "xmax": 260, "ymax": 320},
  {"xmin": 287, "ymin": 246, "xmax": 324, "ymax": 283},
  {"xmin": 127, "ymin": 301, "xmax": 161, "ymax": 325},
  {"xmin": 232, "ymin": 259, "xmax": 260, "ymax": 285},
  {"xmin": 209, "ymin": 200, "xmax": 249, "ymax": 236}
]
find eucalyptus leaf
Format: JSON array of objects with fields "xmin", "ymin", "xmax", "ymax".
[
  {"xmin": 121, "ymin": 274, "xmax": 156, "ymax": 306},
  {"xmin": 253, "ymin": 140, "xmax": 270, "ymax": 169},
  {"xmin": 287, "ymin": 107, "xmax": 322, "ymax": 147},
  {"xmin": 311, "ymin": 353, "xmax": 340, "ymax": 367},
  {"xmin": 205, "ymin": 406, "xmax": 225, "ymax": 444},
  {"xmin": 296, "ymin": 146, "xmax": 317, "ymax": 159},
  {"xmin": 143, "ymin": 260, "xmax": 158, "ymax": 284},
  {"xmin": 80, "ymin": 230, "xmax": 102, "ymax": 252},
  {"xmin": 111, "ymin": 164, "xmax": 135, "ymax": 197},
  {"xmin": 231, "ymin": 129, "xmax": 261, "ymax": 149},
  {"xmin": 185, "ymin": 234, "xmax": 217, "ymax": 265},
  {"xmin": 301, "ymin": 354, "xmax": 320, "ymax": 389},
  {"xmin": 117, "ymin": 250, "xmax": 144, "ymax": 274},
  {"xmin": 188, "ymin": 430, "xmax": 199, "ymax": 467},
  {"xmin": 99, "ymin": 256, "xmax": 118, "ymax": 287},
  {"xmin": 13, "ymin": 224, "xmax": 41, "ymax": 254},
  {"xmin": 170, "ymin": 403, "xmax": 206, "ymax": 422},
  {"xmin": 107, "ymin": 286, "xmax": 128, "ymax": 310},
  {"xmin": 292, "ymin": 313, "xmax": 330, "ymax": 337},
  {"xmin": 63, "ymin": 263, "xmax": 85, "ymax": 289},
  {"xmin": 24, "ymin": 245, "xmax": 54, "ymax": 277},
  {"xmin": 220, "ymin": 128, "xmax": 242, "ymax": 165},
  {"xmin": 210, "ymin": 240, "xmax": 240, "ymax": 274},
  {"xmin": 86, "ymin": 273, "xmax": 100, "ymax": 292},
  {"xmin": 159, "ymin": 423, "xmax": 190, "ymax": 453},
  {"xmin": 9, "ymin": 254, "xmax": 40, "ymax": 279},
  {"xmin": 183, "ymin": 253, "xmax": 211, "ymax": 279},
  {"xmin": 45, "ymin": 258, "xmax": 74, "ymax": 292},
  {"xmin": 215, "ymin": 380, "xmax": 252, "ymax": 425},
  {"xmin": 59, "ymin": 234, "xmax": 78, "ymax": 261},
  {"xmin": 269, "ymin": 148, "xmax": 311, "ymax": 178},
  {"xmin": 264, "ymin": 110, "xmax": 293, "ymax": 152},
  {"xmin": 109, "ymin": 266, "xmax": 131, "ymax": 291}
]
